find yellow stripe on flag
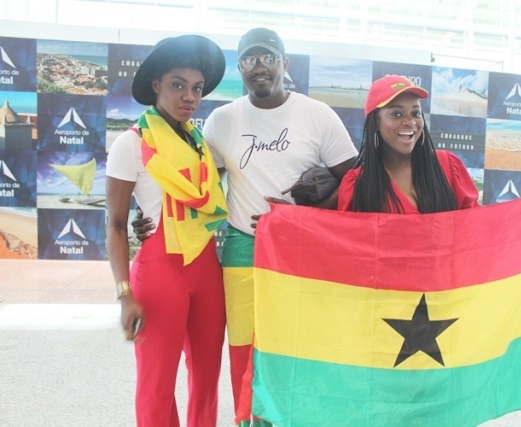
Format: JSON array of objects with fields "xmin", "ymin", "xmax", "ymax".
[
  {"xmin": 224, "ymin": 266, "xmax": 254, "ymax": 346},
  {"xmin": 254, "ymin": 268, "xmax": 521, "ymax": 369}
]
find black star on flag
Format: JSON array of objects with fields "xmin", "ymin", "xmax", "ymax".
[{"xmin": 383, "ymin": 294, "xmax": 458, "ymax": 367}]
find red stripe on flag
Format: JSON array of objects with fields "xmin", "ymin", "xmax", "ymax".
[
  {"xmin": 254, "ymin": 200, "xmax": 521, "ymax": 292},
  {"xmin": 175, "ymin": 199, "xmax": 184, "ymax": 221},
  {"xmin": 163, "ymin": 193, "xmax": 174, "ymax": 218},
  {"xmin": 141, "ymin": 142, "xmax": 156, "ymax": 166},
  {"xmin": 179, "ymin": 168, "xmax": 191, "ymax": 180},
  {"xmin": 177, "ymin": 167, "xmax": 210, "ymax": 209},
  {"xmin": 176, "ymin": 168, "xmax": 190, "ymax": 220},
  {"xmin": 200, "ymin": 162, "xmax": 208, "ymax": 184},
  {"xmin": 184, "ymin": 192, "xmax": 209, "ymax": 209}
]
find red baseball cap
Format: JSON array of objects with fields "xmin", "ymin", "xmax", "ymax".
[{"xmin": 365, "ymin": 75, "xmax": 429, "ymax": 116}]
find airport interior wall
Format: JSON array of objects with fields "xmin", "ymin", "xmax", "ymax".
[{"xmin": 1, "ymin": 21, "xmax": 520, "ymax": 261}]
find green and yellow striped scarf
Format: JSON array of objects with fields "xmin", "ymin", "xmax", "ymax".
[{"xmin": 137, "ymin": 106, "xmax": 227, "ymax": 265}]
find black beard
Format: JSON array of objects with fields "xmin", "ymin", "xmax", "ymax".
[{"xmin": 253, "ymin": 88, "xmax": 270, "ymax": 98}]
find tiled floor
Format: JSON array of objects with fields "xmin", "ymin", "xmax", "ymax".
[
  {"xmin": 1, "ymin": 259, "xmax": 519, "ymax": 427},
  {"xmin": 0, "ymin": 258, "xmax": 235, "ymax": 426},
  {"xmin": 0, "ymin": 259, "xmax": 115, "ymax": 304}
]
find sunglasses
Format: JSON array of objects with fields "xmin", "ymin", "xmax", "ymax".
[{"xmin": 238, "ymin": 54, "xmax": 281, "ymax": 72}]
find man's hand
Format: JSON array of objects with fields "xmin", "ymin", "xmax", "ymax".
[
  {"xmin": 265, "ymin": 196, "xmax": 291, "ymax": 205},
  {"xmin": 131, "ymin": 207, "xmax": 155, "ymax": 241},
  {"xmin": 250, "ymin": 196, "xmax": 292, "ymax": 230}
]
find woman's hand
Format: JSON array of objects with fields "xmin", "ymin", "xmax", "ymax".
[{"xmin": 120, "ymin": 295, "xmax": 144, "ymax": 341}]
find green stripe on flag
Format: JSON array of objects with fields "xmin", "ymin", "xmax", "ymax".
[
  {"xmin": 221, "ymin": 225, "xmax": 254, "ymax": 267},
  {"xmin": 205, "ymin": 219, "xmax": 225, "ymax": 232},
  {"xmin": 214, "ymin": 205, "xmax": 227, "ymax": 216},
  {"xmin": 252, "ymin": 338, "xmax": 521, "ymax": 427}
]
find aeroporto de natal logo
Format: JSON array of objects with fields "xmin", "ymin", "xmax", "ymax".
[
  {"xmin": 496, "ymin": 179, "xmax": 520, "ymax": 203},
  {"xmin": 284, "ymin": 70, "xmax": 296, "ymax": 90},
  {"xmin": 0, "ymin": 160, "xmax": 20, "ymax": 197},
  {"xmin": 503, "ymin": 82, "xmax": 521, "ymax": 114},
  {"xmin": 0, "ymin": 46, "xmax": 19, "ymax": 84},
  {"xmin": 54, "ymin": 107, "xmax": 90, "ymax": 145},
  {"xmin": 54, "ymin": 218, "xmax": 90, "ymax": 254}
]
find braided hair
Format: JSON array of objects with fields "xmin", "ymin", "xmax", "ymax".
[{"xmin": 351, "ymin": 110, "xmax": 457, "ymax": 213}]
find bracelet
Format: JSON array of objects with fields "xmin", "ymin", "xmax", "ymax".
[{"xmin": 116, "ymin": 280, "xmax": 132, "ymax": 299}]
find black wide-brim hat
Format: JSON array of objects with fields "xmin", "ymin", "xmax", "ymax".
[{"xmin": 132, "ymin": 34, "xmax": 225, "ymax": 105}]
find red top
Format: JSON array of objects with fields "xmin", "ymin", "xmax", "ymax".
[{"xmin": 337, "ymin": 150, "xmax": 480, "ymax": 213}]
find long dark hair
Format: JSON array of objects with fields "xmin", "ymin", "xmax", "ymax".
[{"xmin": 351, "ymin": 110, "xmax": 457, "ymax": 213}]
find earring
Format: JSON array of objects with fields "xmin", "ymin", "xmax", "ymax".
[
  {"xmin": 374, "ymin": 132, "xmax": 380, "ymax": 150},
  {"xmin": 420, "ymin": 130, "xmax": 425, "ymax": 146}
]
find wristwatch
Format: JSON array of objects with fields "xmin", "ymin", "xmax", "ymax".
[{"xmin": 116, "ymin": 280, "xmax": 132, "ymax": 299}]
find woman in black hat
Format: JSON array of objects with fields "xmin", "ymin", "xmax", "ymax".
[{"xmin": 106, "ymin": 35, "xmax": 228, "ymax": 427}]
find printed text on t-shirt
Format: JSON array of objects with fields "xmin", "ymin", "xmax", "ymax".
[{"xmin": 240, "ymin": 128, "xmax": 291, "ymax": 169}]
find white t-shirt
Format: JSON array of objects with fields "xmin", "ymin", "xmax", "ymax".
[
  {"xmin": 203, "ymin": 92, "xmax": 358, "ymax": 235},
  {"xmin": 105, "ymin": 129, "xmax": 162, "ymax": 234}
]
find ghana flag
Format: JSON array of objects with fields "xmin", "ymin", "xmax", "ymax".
[{"xmin": 246, "ymin": 200, "xmax": 521, "ymax": 427}]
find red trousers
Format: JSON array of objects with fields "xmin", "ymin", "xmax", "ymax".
[{"xmin": 130, "ymin": 225, "xmax": 226, "ymax": 427}]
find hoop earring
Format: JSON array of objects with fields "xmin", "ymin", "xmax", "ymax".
[
  {"xmin": 420, "ymin": 130, "xmax": 425, "ymax": 146},
  {"xmin": 374, "ymin": 132, "xmax": 380, "ymax": 150}
]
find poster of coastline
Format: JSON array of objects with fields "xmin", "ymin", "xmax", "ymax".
[
  {"xmin": 483, "ymin": 169, "xmax": 521, "ymax": 204},
  {"xmin": 487, "ymin": 71, "xmax": 521, "ymax": 121},
  {"xmin": 37, "ymin": 93, "xmax": 106, "ymax": 152},
  {"xmin": 37, "ymin": 39, "xmax": 108, "ymax": 96},
  {"xmin": 309, "ymin": 56, "xmax": 372, "ymax": 108},
  {"xmin": 0, "ymin": 90, "xmax": 37, "ymax": 150},
  {"xmin": 105, "ymin": 95, "xmax": 142, "ymax": 152},
  {"xmin": 0, "ymin": 207, "xmax": 37, "ymax": 259},
  {"xmin": 484, "ymin": 118, "xmax": 521, "ymax": 171},
  {"xmin": 107, "ymin": 43, "xmax": 152, "ymax": 97},
  {"xmin": 0, "ymin": 149, "xmax": 37, "ymax": 207},
  {"xmin": 37, "ymin": 208, "xmax": 105, "ymax": 260},
  {"xmin": 429, "ymin": 114, "xmax": 486, "ymax": 169},
  {"xmin": 372, "ymin": 61, "xmax": 433, "ymax": 114},
  {"xmin": 469, "ymin": 167, "xmax": 485, "ymax": 204},
  {"xmin": 284, "ymin": 53, "xmax": 310, "ymax": 95},
  {"xmin": 430, "ymin": 67, "xmax": 488, "ymax": 118},
  {"xmin": 36, "ymin": 151, "xmax": 105, "ymax": 210},
  {"xmin": 206, "ymin": 49, "xmax": 243, "ymax": 102},
  {"xmin": 0, "ymin": 37, "xmax": 37, "ymax": 92}
]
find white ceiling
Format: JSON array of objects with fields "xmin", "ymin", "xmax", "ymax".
[{"xmin": 2, "ymin": 0, "xmax": 520, "ymax": 72}]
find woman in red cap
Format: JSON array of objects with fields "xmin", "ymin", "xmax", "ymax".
[
  {"xmin": 338, "ymin": 74, "xmax": 479, "ymax": 213},
  {"xmin": 106, "ymin": 35, "xmax": 227, "ymax": 427}
]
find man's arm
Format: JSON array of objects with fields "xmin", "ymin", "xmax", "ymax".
[
  {"xmin": 328, "ymin": 156, "xmax": 357, "ymax": 181},
  {"xmin": 310, "ymin": 156, "xmax": 356, "ymax": 209},
  {"xmin": 131, "ymin": 207, "xmax": 155, "ymax": 241}
]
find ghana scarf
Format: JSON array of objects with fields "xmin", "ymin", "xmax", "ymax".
[{"xmin": 137, "ymin": 106, "xmax": 228, "ymax": 265}]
